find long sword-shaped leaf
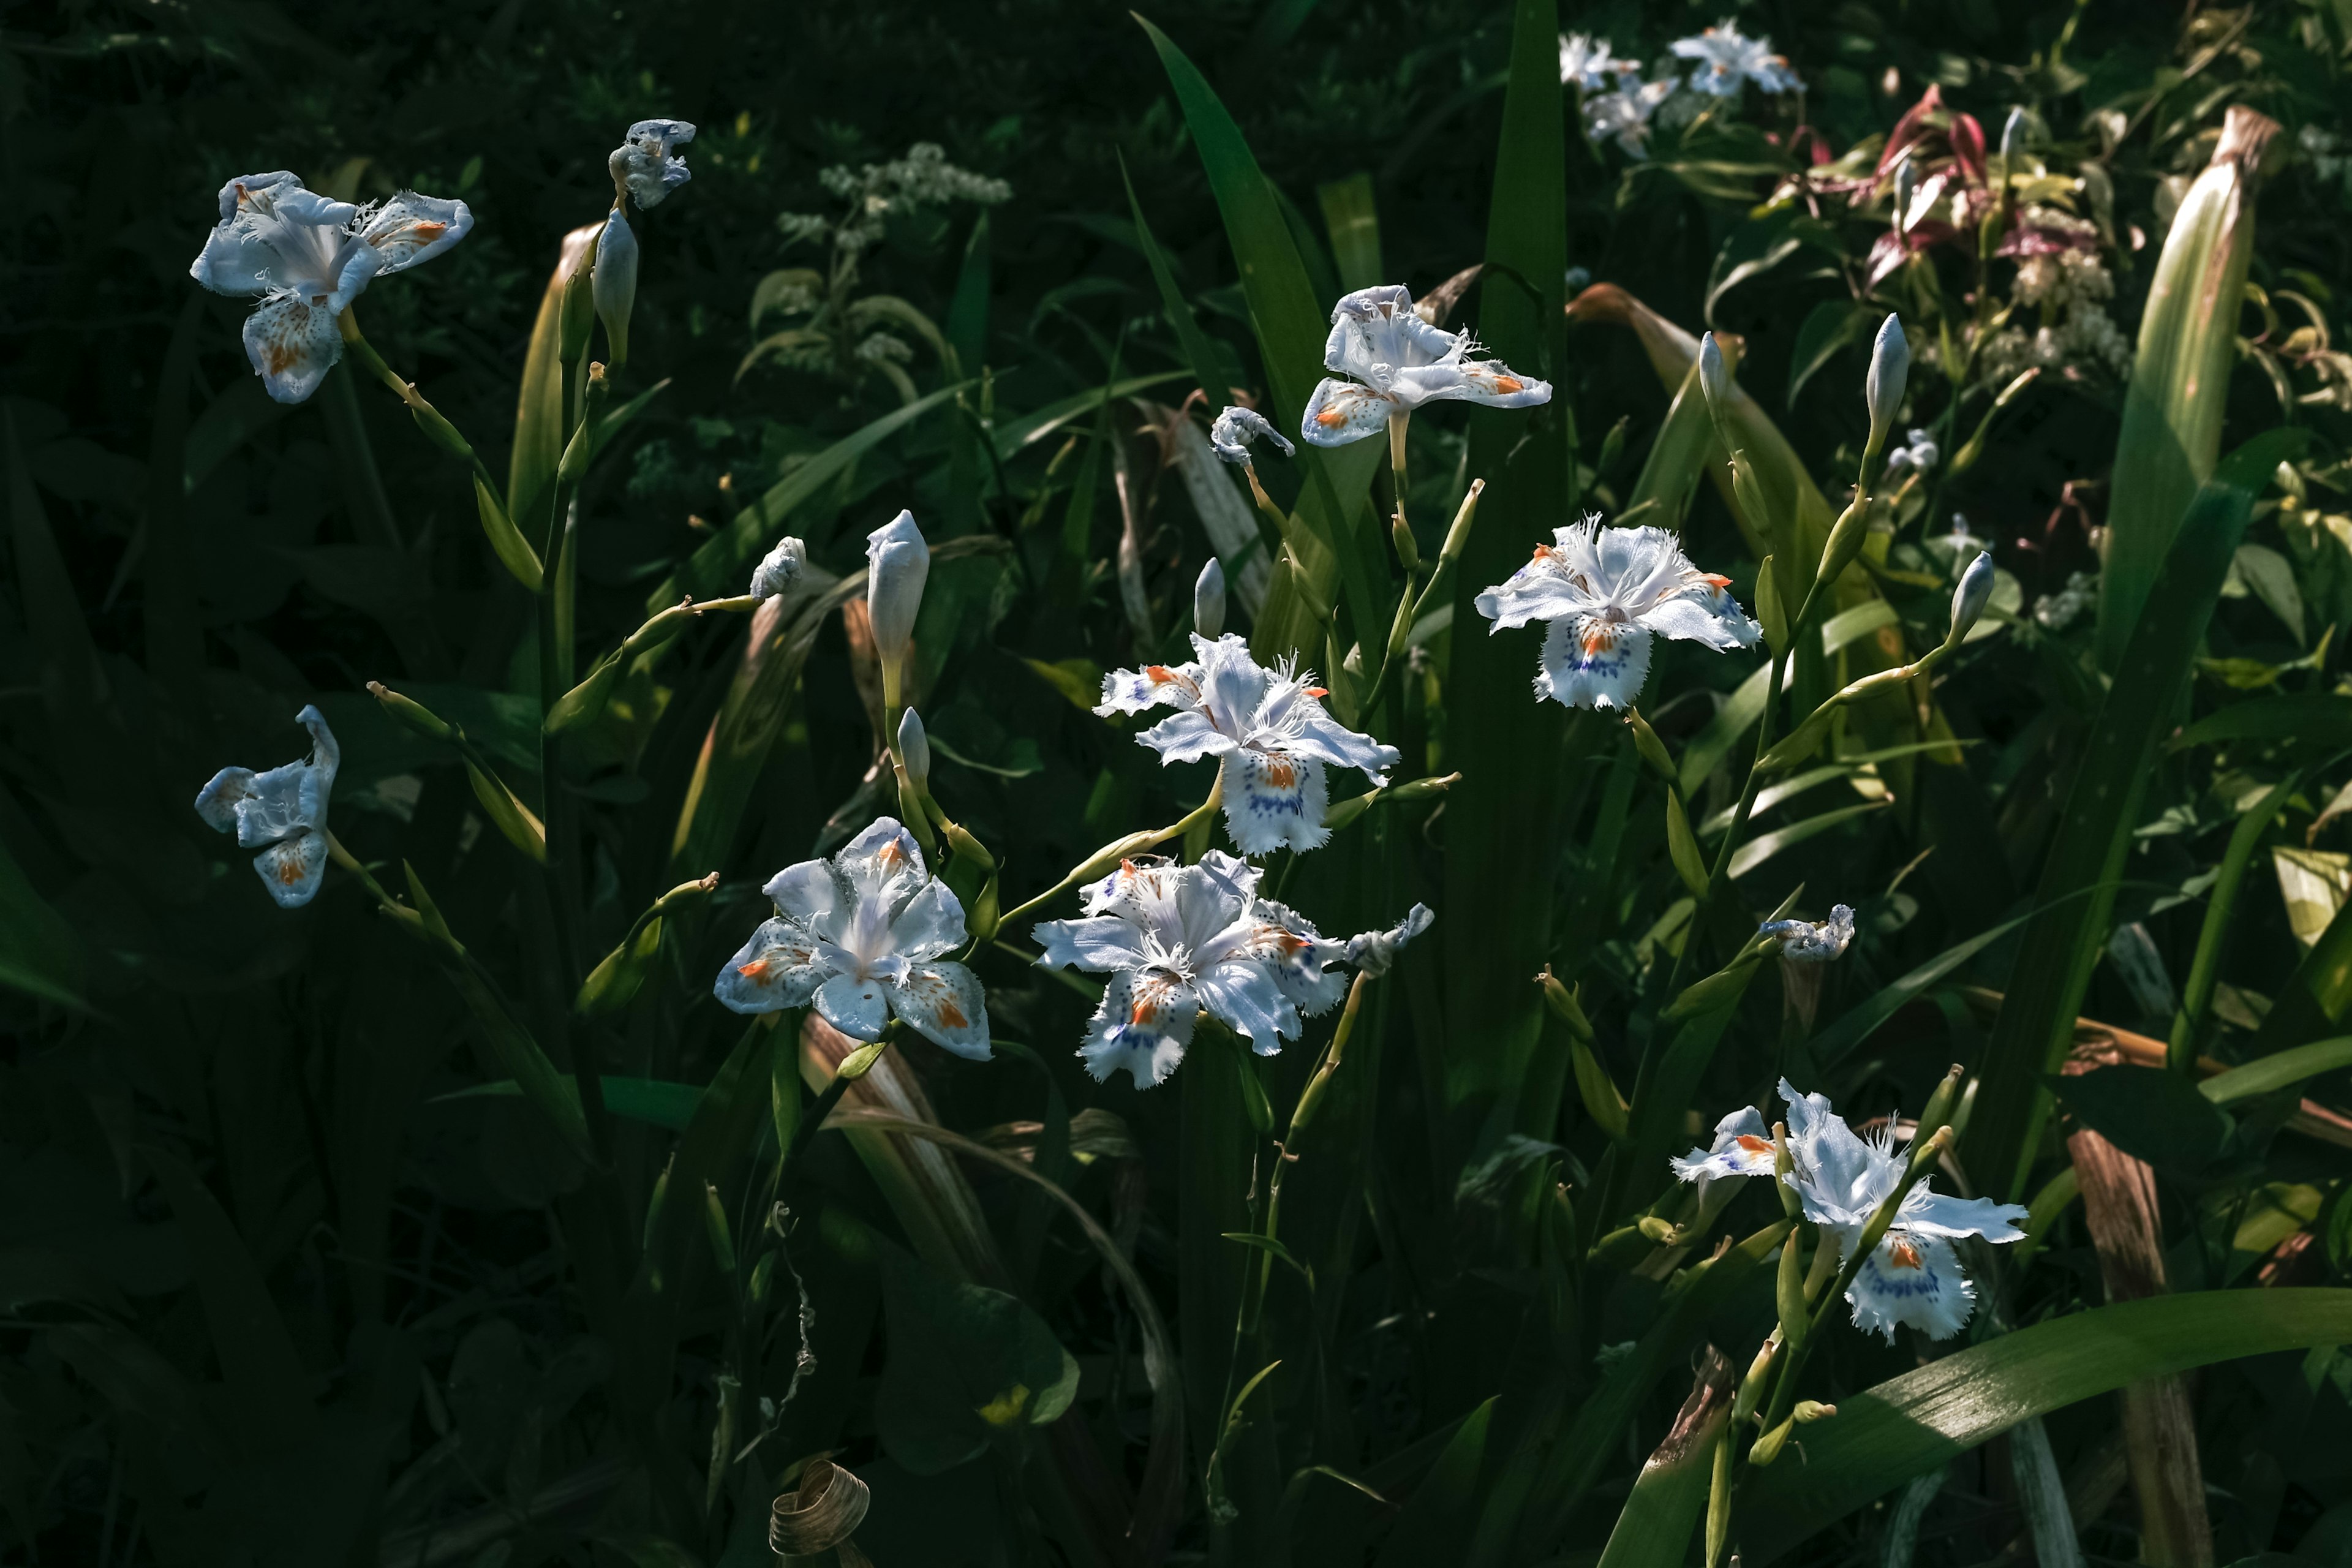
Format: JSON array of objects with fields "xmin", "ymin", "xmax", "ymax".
[
  {"xmin": 1736, "ymin": 1289, "xmax": 2352, "ymax": 1561},
  {"xmin": 1438, "ymin": 0, "xmax": 1575, "ymax": 1126},
  {"xmin": 1966, "ymin": 481, "xmax": 2250, "ymax": 1201},
  {"xmin": 2097, "ymin": 108, "xmax": 2278, "ymax": 671}
]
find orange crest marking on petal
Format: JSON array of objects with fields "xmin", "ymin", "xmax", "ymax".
[
  {"xmin": 1887, "ymin": 1238, "xmax": 1923, "ymax": 1270},
  {"xmin": 1146, "ymin": 665, "xmax": 1175, "ymax": 683},
  {"xmin": 1492, "ymin": 375, "xmax": 1523, "ymax": 394},
  {"xmin": 1734, "ymin": 1134, "xmax": 1773, "ymax": 1154},
  {"xmin": 936, "ymin": 1000, "xmax": 967, "ymax": 1028},
  {"xmin": 1701, "ymin": 573, "xmax": 1733, "ymax": 589},
  {"xmin": 1314, "ymin": 405, "xmax": 1349, "ymax": 427},
  {"xmin": 1302, "ymin": 687, "xmax": 1328, "ymax": 699},
  {"xmin": 876, "ymin": 839, "xmax": 906, "ymax": 868},
  {"xmin": 737, "ymin": 958, "xmax": 771, "ymax": 980},
  {"xmin": 1532, "ymin": 543, "xmax": 1556, "ymax": 561},
  {"xmin": 1261, "ymin": 758, "xmax": 1297, "ymax": 790}
]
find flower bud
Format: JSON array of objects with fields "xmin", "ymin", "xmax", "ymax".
[
  {"xmin": 1194, "ymin": 557, "xmax": 1227, "ymax": 638},
  {"xmin": 1438, "ymin": 477, "xmax": 1486, "ymax": 563},
  {"xmin": 592, "ymin": 209, "xmax": 639, "ymax": 368},
  {"xmin": 1390, "ymin": 513, "xmax": 1422, "ymax": 575},
  {"xmin": 1638, "ymin": 1215, "xmax": 1678, "ymax": 1243},
  {"xmin": 1624, "ymin": 709, "xmax": 1675, "ymax": 782},
  {"xmin": 1698, "ymin": 331, "xmax": 1730, "ymax": 419},
  {"xmin": 865, "ymin": 510, "xmax": 930, "ymax": 673},
  {"xmin": 1817, "ymin": 496, "xmax": 1868, "ymax": 587},
  {"xmin": 2000, "ymin": 107, "xmax": 2027, "ymax": 162},
  {"xmin": 368, "ymin": 680, "xmax": 451, "ymax": 741},
  {"xmin": 1865, "ymin": 315, "xmax": 1909, "ymax": 456},
  {"xmin": 1917, "ymin": 1062, "xmax": 1966, "ymax": 1143},
  {"xmin": 1947, "ymin": 549, "xmax": 1994, "ymax": 644},
  {"xmin": 1893, "ymin": 156, "xmax": 1918, "ymax": 231},
  {"xmin": 1793, "ymin": 1400, "xmax": 1838, "ymax": 1423},
  {"xmin": 897, "ymin": 707, "xmax": 930, "ymax": 791}
]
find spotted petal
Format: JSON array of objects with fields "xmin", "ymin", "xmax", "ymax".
[
  {"xmin": 1474, "ymin": 551, "xmax": 1602, "ymax": 632},
  {"xmin": 1079, "ymin": 970, "xmax": 1198, "ymax": 1088},
  {"xmin": 1670, "ymin": 1106, "xmax": 1777, "ymax": 1184},
  {"xmin": 195, "ymin": 767, "xmax": 259, "ymax": 835},
  {"xmin": 714, "ymin": 918, "xmax": 830, "ymax": 1014},
  {"xmin": 1536, "ymin": 616, "xmax": 1653, "ymax": 710},
  {"xmin": 1193, "ymin": 959, "xmax": 1298, "ymax": 1050},
  {"xmin": 242, "ymin": 293, "xmax": 345, "ymax": 405},
  {"xmin": 813, "ymin": 970, "xmax": 890, "ymax": 1042},
  {"xmin": 1845, "ymin": 1229, "xmax": 1975, "ymax": 1341},
  {"xmin": 888, "ymin": 880, "xmax": 968, "ymax": 963},
  {"xmin": 253, "ymin": 829, "xmax": 328, "ymax": 908},
  {"xmin": 1096, "ymin": 662, "xmax": 1204, "ymax": 716},
  {"xmin": 1638, "ymin": 579, "xmax": 1763, "ymax": 650},
  {"xmin": 1219, "ymin": 750, "xmax": 1330, "ymax": 856},
  {"xmin": 1299, "ymin": 380, "xmax": 1398, "ymax": 449},
  {"xmin": 889, "ymin": 961, "xmax": 991, "ymax": 1059},
  {"xmin": 356, "ymin": 192, "xmax": 474, "ymax": 276},
  {"xmin": 1245, "ymin": 900, "xmax": 1349, "ymax": 1017},
  {"xmin": 1392, "ymin": 355, "xmax": 1552, "ymax": 411}
]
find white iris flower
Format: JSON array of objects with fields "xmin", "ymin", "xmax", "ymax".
[
  {"xmin": 1096, "ymin": 635, "xmax": 1399, "ymax": 856},
  {"xmin": 1300, "ymin": 285, "xmax": 1551, "ymax": 448},
  {"xmin": 189, "ymin": 173, "xmax": 473, "ymax": 404},
  {"xmin": 1473, "ymin": 516, "xmax": 1762, "ymax": 710},
  {"xmin": 714, "ymin": 818, "xmax": 991, "ymax": 1060},
  {"xmin": 1668, "ymin": 21, "xmax": 1803, "ymax": 96},
  {"xmin": 194, "ymin": 705, "xmax": 341, "ymax": 908}
]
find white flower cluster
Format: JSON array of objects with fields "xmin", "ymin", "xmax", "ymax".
[
  {"xmin": 1983, "ymin": 209, "xmax": 2133, "ymax": 382},
  {"xmin": 780, "ymin": 143, "xmax": 1012, "ymax": 257},
  {"xmin": 2032, "ymin": 570, "xmax": 2098, "ymax": 631},
  {"xmin": 1562, "ymin": 20, "xmax": 1800, "ymax": 159}
]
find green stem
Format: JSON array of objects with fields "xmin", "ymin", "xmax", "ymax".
[{"xmin": 988, "ymin": 781, "xmax": 1227, "ymax": 938}]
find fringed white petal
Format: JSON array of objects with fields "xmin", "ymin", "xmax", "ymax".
[{"xmin": 1536, "ymin": 616, "xmax": 1652, "ymax": 710}]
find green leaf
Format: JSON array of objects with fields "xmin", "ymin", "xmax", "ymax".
[
  {"xmin": 1738, "ymin": 1289, "xmax": 2352, "ymax": 1562},
  {"xmin": 1967, "ymin": 481, "xmax": 2253, "ymax": 1201},
  {"xmin": 1124, "ymin": 159, "xmax": 1234, "ymax": 410},
  {"xmin": 437, "ymin": 1074, "xmax": 704, "ymax": 1131},
  {"xmin": 873, "ymin": 1238, "xmax": 1080, "ymax": 1474},
  {"xmin": 141, "ymin": 1147, "xmax": 317, "ymax": 1449},
  {"xmin": 2170, "ymin": 692, "xmax": 2352, "ymax": 753},
  {"xmin": 2048, "ymin": 1064, "xmax": 2234, "ymax": 1169},
  {"xmin": 1619, "ymin": 355, "xmax": 1713, "ymax": 533},
  {"xmin": 1812, "ymin": 910, "xmax": 2035, "ymax": 1067},
  {"xmin": 2201, "ymin": 1037, "xmax": 2352, "ymax": 1105},
  {"xmin": 1373, "ymin": 1397, "xmax": 1494, "ymax": 1568},
  {"xmin": 1317, "ymin": 172, "xmax": 1384, "ymax": 293},
  {"xmin": 990, "ymin": 370, "xmax": 1189, "ymax": 462},
  {"xmin": 0, "ymin": 833, "xmax": 85, "ymax": 1012},
  {"xmin": 653, "ymin": 381, "xmax": 970, "ymax": 610},
  {"xmin": 1728, "ymin": 799, "xmax": 1889, "ymax": 879},
  {"xmin": 1786, "ymin": 299, "xmax": 1880, "ymax": 408},
  {"xmin": 510, "ymin": 225, "xmax": 594, "ymax": 541},
  {"xmin": 1594, "ymin": 1360, "xmax": 1732, "ymax": 1568},
  {"xmin": 1221, "ymin": 1230, "xmax": 1312, "ymax": 1283},
  {"xmin": 1665, "ymin": 789, "xmax": 1709, "ymax": 898}
]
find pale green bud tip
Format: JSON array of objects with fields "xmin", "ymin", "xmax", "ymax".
[
  {"xmin": 897, "ymin": 707, "xmax": 930, "ymax": 786},
  {"xmin": 2000, "ymin": 107, "xmax": 2026, "ymax": 159},
  {"xmin": 1949, "ymin": 550, "xmax": 1994, "ymax": 642},
  {"xmin": 1698, "ymin": 332, "xmax": 1729, "ymax": 412},
  {"xmin": 865, "ymin": 510, "xmax": 930, "ymax": 662},
  {"xmin": 1194, "ymin": 558, "xmax": 1227, "ymax": 639},
  {"xmin": 1866, "ymin": 315, "xmax": 1909, "ymax": 440}
]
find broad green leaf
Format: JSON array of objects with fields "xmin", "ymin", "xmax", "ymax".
[
  {"xmin": 1618, "ymin": 355, "xmax": 1713, "ymax": 533},
  {"xmin": 1593, "ymin": 1359, "xmax": 1731, "ymax": 1568},
  {"xmin": 511, "ymin": 224, "xmax": 598, "ymax": 541},
  {"xmin": 1738, "ymin": 1288, "xmax": 2352, "ymax": 1561},
  {"xmin": 1728, "ymin": 799, "xmax": 1888, "ymax": 879},
  {"xmin": 1968, "ymin": 481, "xmax": 2252, "ymax": 1201},
  {"xmin": 2201, "ymin": 1037, "xmax": 2352, "ymax": 1104},
  {"xmin": 2248, "ymin": 888, "xmax": 2352, "ymax": 1056},
  {"xmin": 2272, "ymin": 846, "xmax": 2349, "ymax": 948},
  {"xmin": 1373, "ymin": 1397, "xmax": 1494, "ymax": 1568},
  {"xmin": 1317, "ymin": 172, "xmax": 1384, "ymax": 292},
  {"xmin": 1812, "ymin": 910, "xmax": 2035, "ymax": 1067},
  {"xmin": 873, "ymin": 1237, "xmax": 1079, "ymax": 1474},
  {"xmin": 2098, "ymin": 114, "xmax": 2275, "ymax": 671},
  {"xmin": 1124, "ymin": 160, "xmax": 1234, "ymax": 410},
  {"xmin": 2169, "ymin": 691, "xmax": 2352, "ymax": 752},
  {"xmin": 2046, "ymin": 1064, "xmax": 2234, "ymax": 1169},
  {"xmin": 1787, "ymin": 298, "xmax": 1880, "ymax": 408},
  {"xmin": 990, "ymin": 370, "xmax": 1189, "ymax": 461}
]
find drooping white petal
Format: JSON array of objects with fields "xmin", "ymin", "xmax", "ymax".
[
  {"xmin": 1391, "ymin": 352, "xmax": 1552, "ymax": 412},
  {"xmin": 813, "ymin": 970, "xmax": 891, "ymax": 1042},
  {"xmin": 1136, "ymin": 710, "xmax": 1239, "ymax": 766},
  {"xmin": 887, "ymin": 880, "xmax": 968, "ymax": 962},
  {"xmin": 1032, "ymin": 914, "xmax": 1156, "ymax": 974},
  {"xmin": 1670, "ymin": 1106, "xmax": 1777, "ymax": 1183},
  {"xmin": 714, "ymin": 918, "xmax": 831, "ymax": 1013},
  {"xmin": 252, "ymin": 829, "xmax": 329, "ymax": 908},
  {"xmin": 1323, "ymin": 284, "xmax": 1458, "ymax": 380},
  {"xmin": 1278, "ymin": 701, "xmax": 1401, "ymax": 785},
  {"xmin": 1536, "ymin": 616, "xmax": 1653, "ymax": 710},
  {"xmin": 1219, "ymin": 749, "xmax": 1331, "ymax": 856},
  {"xmin": 1243, "ymin": 900, "xmax": 1350, "ymax": 1016},
  {"xmin": 1096, "ymin": 660, "xmax": 1204, "ymax": 716},
  {"xmin": 195, "ymin": 767, "xmax": 260, "ymax": 835},
  {"xmin": 1079, "ymin": 970, "xmax": 1198, "ymax": 1088},
  {"xmin": 1474, "ymin": 548, "xmax": 1604, "ymax": 632},
  {"xmin": 889, "ymin": 961, "xmax": 991, "ymax": 1059},
  {"xmin": 1638, "ymin": 579, "xmax": 1764, "ymax": 649},
  {"xmin": 1193, "ymin": 959, "xmax": 1298, "ymax": 1050},
  {"xmin": 1344, "ymin": 903, "xmax": 1434, "ymax": 976},
  {"xmin": 1300, "ymin": 379, "xmax": 1398, "ymax": 448},
  {"xmin": 1898, "ymin": 1188, "xmax": 2031, "ymax": 1243},
  {"xmin": 241, "ymin": 293, "xmax": 344, "ymax": 404},
  {"xmin": 354, "ymin": 192, "xmax": 474, "ymax": 276},
  {"xmin": 1845, "ymin": 1231, "xmax": 1975, "ymax": 1341}
]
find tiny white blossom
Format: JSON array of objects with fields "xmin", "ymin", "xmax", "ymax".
[
  {"xmin": 1669, "ymin": 20, "xmax": 1803, "ymax": 96},
  {"xmin": 1208, "ymin": 405, "xmax": 1295, "ymax": 465},
  {"xmin": 194, "ymin": 705, "xmax": 339, "ymax": 908},
  {"xmin": 714, "ymin": 818, "xmax": 990, "ymax": 1059},
  {"xmin": 1777, "ymin": 1080, "xmax": 2029, "ymax": 1340},
  {"xmin": 1758, "ymin": 904, "xmax": 1855, "ymax": 962},
  {"xmin": 750, "ymin": 536, "xmax": 807, "ymax": 601},
  {"xmin": 1301, "ymin": 285, "xmax": 1550, "ymax": 448},
  {"xmin": 1882, "ymin": 428, "xmax": 1940, "ymax": 478},
  {"xmin": 1474, "ymin": 517, "xmax": 1761, "ymax": 710},
  {"xmin": 611, "ymin": 118, "xmax": 696, "ymax": 208},
  {"xmin": 1583, "ymin": 76, "xmax": 1676, "ymax": 156},
  {"xmin": 2032, "ymin": 570, "xmax": 2097, "ymax": 631},
  {"xmin": 1096, "ymin": 635, "xmax": 1399, "ymax": 856},
  {"xmin": 189, "ymin": 173, "xmax": 473, "ymax": 404}
]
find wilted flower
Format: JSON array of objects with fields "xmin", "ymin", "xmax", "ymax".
[
  {"xmin": 1301, "ymin": 285, "xmax": 1551, "ymax": 448},
  {"xmin": 1343, "ymin": 903, "xmax": 1434, "ymax": 976},
  {"xmin": 189, "ymin": 173, "xmax": 473, "ymax": 404},
  {"xmin": 1208, "ymin": 405, "xmax": 1295, "ymax": 465},
  {"xmin": 194, "ymin": 705, "xmax": 340, "ymax": 908},
  {"xmin": 1194, "ymin": 559, "xmax": 1227, "ymax": 639},
  {"xmin": 750, "ymin": 535, "xmax": 807, "ymax": 601},
  {"xmin": 1559, "ymin": 33, "xmax": 1639, "ymax": 92},
  {"xmin": 1758, "ymin": 904, "xmax": 1855, "ymax": 962},
  {"xmin": 1777, "ymin": 1080, "xmax": 2029, "ymax": 1339},
  {"xmin": 1669, "ymin": 20, "xmax": 1802, "ymax": 96},
  {"xmin": 1034, "ymin": 853, "xmax": 1407, "ymax": 1087},
  {"xmin": 713, "ymin": 818, "xmax": 990, "ymax": 1058},
  {"xmin": 1474, "ymin": 518, "xmax": 1762, "ymax": 710},
  {"xmin": 611, "ymin": 118, "xmax": 696, "ymax": 208},
  {"xmin": 865, "ymin": 511, "xmax": 930, "ymax": 669},
  {"xmin": 1097, "ymin": 635, "xmax": 1399, "ymax": 856}
]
